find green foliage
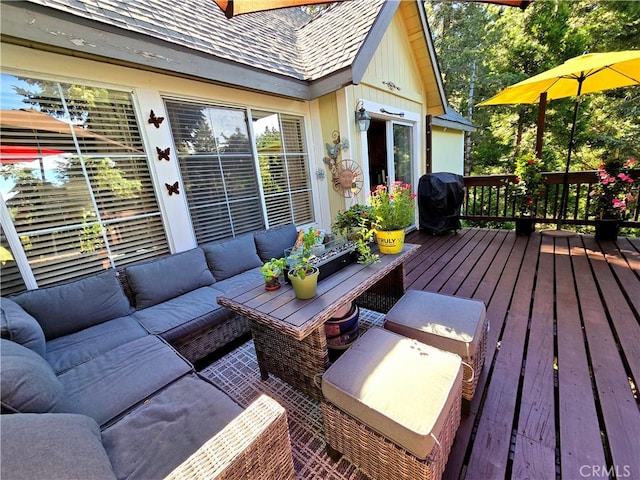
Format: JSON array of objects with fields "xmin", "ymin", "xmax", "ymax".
[
  {"xmin": 287, "ymin": 227, "xmax": 321, "ymax": 279},
  {"xmin": 509, "ymin": 153, "xmax": 545, "ymax": 215},
  {"xmin": 333, "ymin": 204, "xmax": 373, "ymax": 237},
  {"xmin": 427, "ymin": 0, "xmax": 639, "ymax": 176},
  {"xmin": 260, "ymin": 257, "xmax": 287, "ymax": 281},
  {"xmin": 589, "ymin": 156, "xmax": 637, "ymax": 219},
  {"xmin": 354, "ymin": 216, "xmax": 379, "ymax": 266}
]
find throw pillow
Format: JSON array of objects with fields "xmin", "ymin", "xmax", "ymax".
[
  {"xmin": 125, "ymin": 249, "xmax": 215, "ymax": 309},
  {"xmin": 11, "ymin": 271, "xmax": 133, "ymax": 340},
  {"xmin": 0, "ymin": 297, "xmax": 46, "ymax": 357},
  {"xmin": 0, "ymin": 339, "xmax": 69, "ymax": 413},
  {"xmin": 253, "ymin": 223, "xmax": 299, "ymax": 262},
  {"xmin": 202, "ymin": 234, "xmax": 262, "ymax": 281}
]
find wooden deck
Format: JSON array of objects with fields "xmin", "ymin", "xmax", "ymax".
[{"xmin": 402, "ymin": 228, "xmax": 640, "ymax": 480}]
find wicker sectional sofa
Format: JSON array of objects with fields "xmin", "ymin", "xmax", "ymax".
[{"xmin": 0, "ymin": 224, "xmax": 300, "ymax": 479}]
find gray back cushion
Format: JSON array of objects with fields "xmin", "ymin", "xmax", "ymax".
[
  {"xmin": 1, "ymin": 297, "xmax": 46, "ymax": 357},
  {"xmin": 0, "ymin": 339, "xmax": 69, "ymax": 414},
  {"xmin": 125, "ymin": 248, "xmax": 215, "ymax": 309},
  {"xmin": 0, "ymin": 413, "xmax": 116, "ymax": 480},
  {"xmin": 253, "ymin": 223, "xmax": 299, "ymax": 262},
  {"xmin": 11, "ymin": 271, "xmax": 133, "ymax": 340},
  {"xmin": 202, "ymin": 234, "xmax": 263, "ymax": 281}
]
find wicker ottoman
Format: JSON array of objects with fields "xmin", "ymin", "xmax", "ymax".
[
  {"xmin": 321, "ymin": 327, "xmax": 462, "ymax": 480},
  {"xmin": 383, "ymin": 290, "xmax": 488, "ymax": 409}
]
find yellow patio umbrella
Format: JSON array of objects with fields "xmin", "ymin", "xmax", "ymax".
[{"xmin": 477, "ymin": 50, "xmax": 640, "ymax": 230}]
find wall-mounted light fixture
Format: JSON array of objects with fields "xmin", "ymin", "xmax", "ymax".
[{"xmin": 354, "ymin": 100, "xmax": 371, "ymax": 132}]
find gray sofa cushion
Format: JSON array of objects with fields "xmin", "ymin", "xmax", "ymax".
[
  {"xmin": 0, "ymin": 413, "xmax": 116, "ymax": 480},
  {"xmin": 58, "ymin": 335, "xmax": 192, "ymax": 426},
  {"xmin": 202, "ymin": 234, "xmax": 263, "ymax": 281},
  {"xmin": 46, "ymin": 316, "xmax": 147, "ymax": 374},
  {"xmin": 1, "ymin": 297, "xmax": 46, "ymax": 357},
  {"xmin": 102, "ymin": 374, "xmax": 242, "ymax": 480},
  {"xmin": 132, "ymin": 287, "xmax": 230, "ymax": 342},
  {"xmin": 0, "ymin": 339, "xmax": 69, "ymax": 414},
  {"xmin": 11, "ymin": 271, "xmax": 133, "ymax": 340},
  {"xmin": 253, "ymin": 223, "xmax": 299, "ymax": 262},
  {"xmin": 208, "ymin": 268, "xmax": 263, "ymax": 294},
  {"xmin": 125, "ymin": 249, "xmax": 215, "ymax": 309}
]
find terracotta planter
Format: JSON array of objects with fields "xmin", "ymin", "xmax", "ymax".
[
  {"xmin": 594, "ymin": 219, "xmax": 620, "ymax": 241},
  {"xmin": 515, "ymin": 217, "xmax": 535, "ymax": 236},
  {"xmin": 264, "ymin": 277, "xmax": 281, "ymax": 291},
  {"xmin": 288, "ymin": 268, "xmax": 319, "ymax": 299},
  {"xmin": 375, "ymin": 230, "xmax": 405, "ymax": 254}
]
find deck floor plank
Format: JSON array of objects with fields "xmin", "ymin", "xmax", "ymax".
[
  {"xmin": 407, "ymin": 229, "xmax": 483, "ymax": 291},
  {"xmin": 423, "ymin": 229, "xmax": 495, "ymax": 293},
  {"xmin": 438, "ymin": 229, "xmax": 503, "ymax": 297},
  {"xmin": 386, "ymin": 230, "xmax": 639, "ymax": 479},
  {"xmin": 582, "ymin": 236, "xmax": 640, "ymax": 390},
  {"xmin": 569, "ymin": 236, "xmax": 640, "ymax": 479},
  {"xmin": 554, "ymin": 237, "xmax": 607, "ymax": 478},
  {"xmin": 512, "ymin": 235, "xmax": 556, "ymax": 479},
  {"xmin": 464, "ymin": 234, "xmax": 541, "ymax": 479},
  {"xmin": 442, "ymin": 231, "xmax": 521, "ymax": 480}
]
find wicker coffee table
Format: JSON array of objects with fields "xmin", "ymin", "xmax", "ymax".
[{"xmin": 217, "ymin": 244, "xmax": 419, "ymax": 400}]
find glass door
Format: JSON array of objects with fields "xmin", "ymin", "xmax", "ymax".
[{"xmin": 367, "ymin": 120, "xmax": 414, "ymax": 187}]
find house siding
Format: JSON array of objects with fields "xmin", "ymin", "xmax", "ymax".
[{"xmin": 1, "ymin": 43, "xmax": 317, "ymax": 254}]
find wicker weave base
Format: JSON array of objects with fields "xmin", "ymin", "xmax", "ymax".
[
  {"xmin": 322, "ymin": 380, "xmax": 462, "ymax": 480},
  {"xmin": 250, "ymin": 321, "xmax": 328, "ymax": 401},
  {"xmin": 462, "ymin": 315, "xmax": 489, "ymax": 401},
  {"xmin": 173, "ymin": 314, "xmax": 250, "ymax": 364}
]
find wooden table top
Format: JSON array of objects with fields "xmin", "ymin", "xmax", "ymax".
[{"xmin": 217, "ymin": 244, "xmax": 419, "ymax": 340}]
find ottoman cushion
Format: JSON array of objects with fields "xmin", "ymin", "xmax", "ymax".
[
  {"xmin": 322, "ymin": 327, "xmax": 462, "ymax": 460},
  {"xmin": 384, "ymin": 290, "xmax": 486, "ymax": 359}
]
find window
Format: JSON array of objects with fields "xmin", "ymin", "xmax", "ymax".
[
  {"xmin": 253, "ymin": 111, "xmax": 313, "ymax": 226},
  {"xmin": 165, "ymin": 101, "xmax": 313, "ymax": 244},
  {"xmin": 0, "ymin": 74, "xmax": 168, "ymax": 294}
]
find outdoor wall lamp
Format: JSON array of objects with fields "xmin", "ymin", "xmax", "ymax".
[{"xmin": 354, "ymin": 101, "xmax": 371, "ymax": 132}]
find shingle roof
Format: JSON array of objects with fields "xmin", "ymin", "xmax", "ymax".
[{"xmin": 21, "ymin": 0, "xmax": 384, "ymax": 81}]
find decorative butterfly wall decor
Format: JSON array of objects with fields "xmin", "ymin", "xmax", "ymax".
[
  {"xmin": 165, "ymin": 182, "xmax": 180, "ymax": 196},
  {"xmin": 156, "ymin": 146, "xmax": 171, "ymax": 161},
  {"xmin": 148, "ymin": 110, "xmax": 165, "ymax": 128}
]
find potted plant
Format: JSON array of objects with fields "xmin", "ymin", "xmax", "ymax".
[
  {"xmin": 589, "ymin": 156, "xmax": 637, "ymax": 241},
  {"xmin": 368, "ymin": 181, "xmax": 416, "ymax": 254},
  {"xmin": 508, "ymin": 153, "xmax": 545, "ymax": 236},
  {"xmin": 333, "ymin": 204, "xmax": 373, "ymax": 241},
  {"xmin": 287, "ymin": 227, "xmax": 322, "ymax": 299},
  {"xmin": 260, "ymin": 257, "xmax": 287, "ymax": 291}
]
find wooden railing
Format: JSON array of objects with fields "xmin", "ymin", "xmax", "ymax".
[{"xmin": 461, "ymin": 170, "xmax": 640, "ymax": 229}]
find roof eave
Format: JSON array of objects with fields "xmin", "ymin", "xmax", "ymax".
[
  {"xmin": 416, "ymin": 1, "xmax": 447, "ymax": 116},
  {"xmin": 432, "ymin": 117, "xmax": 477, "ymax": 132}
]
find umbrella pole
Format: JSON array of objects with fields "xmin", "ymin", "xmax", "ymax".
[
  {"xmin": 557, "ymin": 78, "xmax": 584, "ymax": 231},
  {"xmin": 535, "ymin": 92, "xmax": 547, "ymax": 159}
]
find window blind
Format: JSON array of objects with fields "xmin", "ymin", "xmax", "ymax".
[
  {"xmin": 0, "ymin": 75, "xmax": 168, "ymax": 293},
  {"xmin": 166, "ymin": 101, "xmax": 264, "ymax": 243}
]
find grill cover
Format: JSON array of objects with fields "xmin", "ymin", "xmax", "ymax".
[{"xmin": 418, "ymin": 173, "xmax": 464, "ymax": 235}]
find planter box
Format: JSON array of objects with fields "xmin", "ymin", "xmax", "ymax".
[{"xmin": 284, "ymin": 241, "xmax": 357, "ymax": 283}]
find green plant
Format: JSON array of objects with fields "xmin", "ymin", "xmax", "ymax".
[
  {"xmin": 354, "ymin": 216, "xmax": 380, "ymax": 266},
  {"xmin": 589, "ymin": 156, "xmax": 637, "ymax": 220},
  {"xmin": 508, "ymin": 153, "xmax": 545, "ymax": 216},
  {"xmin": 260, "ymin": 257, "xmax": 287, "ymax": 282},
  {"xmin": 333, "ymin": 204, "xmax": 373, "ymax": 239},
  {"xmin": 368, "ymin": 182, "xmax": 416, "ymax": 231},
  {"xmin": 287, "ymin": 227, "xmax": 321, "ymax": 279}
]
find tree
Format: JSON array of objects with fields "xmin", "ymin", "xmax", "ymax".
[{"xmin": 427, "ymin": 0, "xmax": 640, "ymax": 175}]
